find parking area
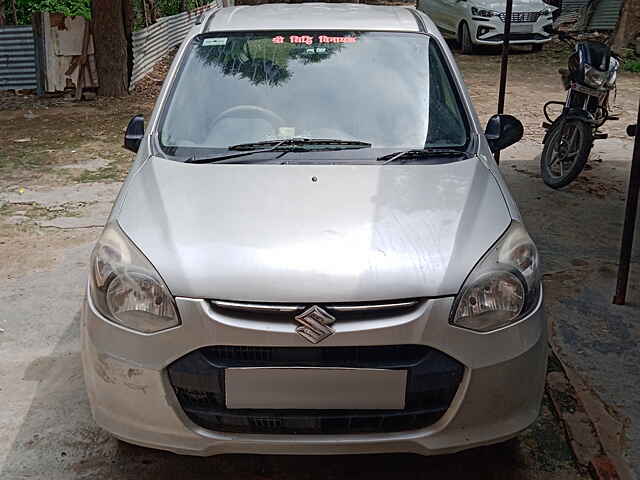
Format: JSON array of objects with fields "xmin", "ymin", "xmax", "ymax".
[{"xmin": 1, "ymin": 43, "xmax": 638, "ymax": 478}]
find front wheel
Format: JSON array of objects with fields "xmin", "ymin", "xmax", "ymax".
[
  {"xmin": 540, "ymin": 119, "xmax": 593, "ymax": 189},
  {"xmin": 460, "ymin": 22, "xmax": 475, "ymax": 54}
]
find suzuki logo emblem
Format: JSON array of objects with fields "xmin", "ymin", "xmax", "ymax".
[{"xmin": 294, "ymin": 306, "xmax": 336, "ymax": 344}]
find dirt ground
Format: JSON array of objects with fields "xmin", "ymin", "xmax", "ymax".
[{"xmin": 1, "ymin": 41, "xmax": 638, "ymax": 479}]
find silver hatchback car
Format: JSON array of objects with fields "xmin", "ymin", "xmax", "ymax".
[{"xmin": 81, "ymin": 3, "xmax": 546, "ymax": 456}]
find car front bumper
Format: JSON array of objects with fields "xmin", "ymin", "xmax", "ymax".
[
  {"xmin": 471, "ymin": 16, "xmax": 553, "ymax": 45},
  {"xmin": 81, "ymin": 293, "xmax": 547, "ymax": 456}
]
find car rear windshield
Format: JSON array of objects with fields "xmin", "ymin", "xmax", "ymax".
[{"xmin": 158, "ymin": 31, "xmax": 470, "ymax": 158}]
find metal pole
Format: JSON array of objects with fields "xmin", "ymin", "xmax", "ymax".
[
  {"xmin": 613, "ymin": 99, "xmax": 640, "ymax": 305},
  {"xmin": 494, "ymin": 0, "xmax": 513, "ymax": 164}
]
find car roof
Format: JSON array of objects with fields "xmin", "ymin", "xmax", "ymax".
[{"xmin": 201, "ymin": 3, "xmax": 428, "ymax": 33}]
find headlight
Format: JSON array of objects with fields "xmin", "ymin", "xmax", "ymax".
[
  {"xmin": 451, "ymin": 222, "xmax": 541, "ymax": 332},
  {"xmin": 89, "ymin": 223, "xmax": 180, "ymax": 333},
  {"xmin": 540, "ymin": 7, "xmax": 552, "ymax": 16},
  {"xmin": 584, "ymin": 65, "xmax": 608, "ymax": 88},
  {"xmin": 472, "ymin": 6, "xmax": 499, "ymax": 17}
]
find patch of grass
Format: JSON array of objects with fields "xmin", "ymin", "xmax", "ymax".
[
  {"xmin": 519, "ymin": 397, "xmax": 579, "ymax": 472},
  {"xmin": 0, "ymin": 149, "xmax": 52, "ymax": 172},
  {"xmin": 623, "ymin": 59, "xmax": 640, "ymax": 73},
  {"xmin": 74, "ymin": 162, "xmax": 127, "ymax": 183},
  {"xmin": 40, "ymin": 203, "xmax": 87, "ymax": 219},
  {"xmin": 0, "ymin": 202, "xmax": 15, "ymax": 216},
  {"xmin": 0, "ymin": 201, "xmax": 87, "ymax": 221},
  {"xmin": 0, "ymin": 132, "xmax": 88, "ymax": 174},
  {"xmin": 620, "ymin": 47, "xmax": 640, "ymax": 73}
]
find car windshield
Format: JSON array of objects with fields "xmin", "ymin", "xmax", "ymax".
[{"xmin": 158, "ymin": 31, "xmax": 469, "ymax": 160}]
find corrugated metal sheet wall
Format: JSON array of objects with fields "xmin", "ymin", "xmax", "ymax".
[
  {"xmin": 0, "ymin": 25, "xmax": 38, "ymax": 91},
  {"xmin": 558, "ymin": 0, "xmax": 622, "ymax": 31},
  {"xmin": 559, "ymin": 0, "xmax": 590, "ymax": 16},
  {"xmin": 131, "ymin": 1, "xmax": 222, "ymax": 87},
  {"xmin": 556, "ymin": 0, "xmax": 590, "ymax": 30},
  {"xmin": 589, "ymin": 0, "xmax": 623, "ymax": 31}
]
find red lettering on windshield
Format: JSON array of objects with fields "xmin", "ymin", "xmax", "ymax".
[
  {"xmin": 289, "ymin": 35, "xmax": 314, "ymax": 45},
  {"xmin": 271, "ymin": 35, "xmax": 357, "ymax": 45},
  {"xmin": 318, "ymin": 35, "xmax": 356, "ymax": 44}
]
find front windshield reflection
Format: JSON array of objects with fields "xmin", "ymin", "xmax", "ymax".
[
  {"xmin": 160, "ymin": 31, "xmax": 468, "ymax": 157},
  {"xmin": 195, "ymin": 34, "xmax": 351, "ymax": 87}
]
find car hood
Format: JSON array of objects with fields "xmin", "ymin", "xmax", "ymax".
[
  {"xmin": 117, "ymin": 157, "xmax": 511, "ymax": 302},
  {"xmin": 472, "ymin": 0, "xmax": 548, "ymax": 12}
]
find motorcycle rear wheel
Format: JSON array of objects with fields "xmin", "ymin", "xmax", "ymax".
[{"xmin": 541, "ymin": 119, "xmax": 593, "ymax": 189}]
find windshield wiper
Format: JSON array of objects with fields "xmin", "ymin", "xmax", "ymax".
[
  {"xmin": 184, "ymin": 138, "xmax": 372, "ymax": 165},
  {"xmin": 229, "ymin": 138, "xmax": 372, "ymax": 151},
  {"xmin": 377, "ymin": 148, "xmax": 468, "ymax": 165},
  {"xmin": 184, "ymin": 139, "xmax": 288, "ymax": 164}
]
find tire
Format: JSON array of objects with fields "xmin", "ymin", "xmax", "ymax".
[
  {"xmin": 531, "ymin": 43, "xmax": 543, "ymax": 53},
  {"xmin": 540, "ymin": 119, "xmax": 593, "ymax": 189},
  {"xmin": 460, "ymin": 22, "xmax": 475, "ymax": 55}
]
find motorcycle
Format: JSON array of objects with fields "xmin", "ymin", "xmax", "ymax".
[{"xmin": 540, "ymin": 33, "xmax": 620, "ymax": 188}]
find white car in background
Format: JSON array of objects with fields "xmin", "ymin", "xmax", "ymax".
[{"xmin": 417, "ymin": 0, "xmax": 555, "ymax": 53}]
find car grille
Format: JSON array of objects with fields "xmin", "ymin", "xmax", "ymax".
[
  {"xmin": 498, "ymin": 11, "xmax": 541, "ymax": 23},
  {"xmin": 208, "ymin": 298, "xmax": 422, "ymax": 322},
  {"xmin": 167, "ymin": 345, "xmax": 465, "ymax": 435}
]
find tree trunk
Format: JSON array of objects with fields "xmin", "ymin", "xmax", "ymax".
[
  {"xmin": 180, "ymin": 0, "xmax": 189, "ymax": 12},
  {"xmin": 142, "ymin": 0, "xmax": 151, "ymax": 26},
  {"xmin": 612, "ymin": 0, "xmax": 640, "ymax": 52},
  {"xmin": 143, "ymin": 0, "xmax": 157, "ymax": 25},
  {"xmin": 122, "ymin": 0, "xmax": 134, "ymax": 87},
  {"xmin": 0, "ymin": 0, "xmax": 6, "ymax": 26},
  {"xmin": 11, "ymin": 0, "xmax": 17, "ymax": 24},
  {"xmin": 92, "ymin": 0, "xmax": 130, "ymax": 97}
]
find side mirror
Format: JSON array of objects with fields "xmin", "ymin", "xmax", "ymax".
[
  {"xmin": 485, "ymin": 114, "xmax": 524, "ymax": 153},
  {"xmin": 124, "ymin": 115, "xmax": 145, "ymax": 153},
  {"xmin": 627, "ymin": 124, "xmax": 637, "ymax": 137}
]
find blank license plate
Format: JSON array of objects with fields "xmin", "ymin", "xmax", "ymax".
[
  {"xmin": 511, "ymin": 24, "xmax": 534, "ymax": 33},
  {"xmin": 225, "ymin": 367, "xmax": 407, "ymax": 410}
]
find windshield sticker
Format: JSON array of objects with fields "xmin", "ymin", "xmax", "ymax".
[
  {"xmin": 272, "ymin": 35, "xmax": 357, "ymax": 45},
  {"xmin": 318, "ymin": 35, "xmax": 357, "ymax": 44},
  {"xmin": 289, "ymin": 35, "xmax": 314, "ymax": 45},
  {"xmin": 277, "ymin": 127, "xmax": 296, "ymax": 138},
  {"xmin": 202, "ymin": 37, "xmax": 227, "ymax": 47}
]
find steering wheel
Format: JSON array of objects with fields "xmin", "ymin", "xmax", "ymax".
[{"xmin": 210, "ymin": 105, "xmax": 286, "ymax": 131}]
